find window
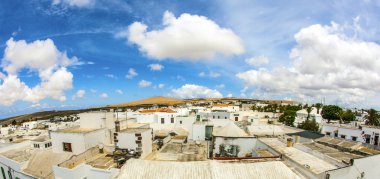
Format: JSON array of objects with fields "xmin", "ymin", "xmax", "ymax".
[
  {"xmin": 180, "ymin": 121, "xmax": 182, "ymax": 124},
  {"xmin": 334, "ymin": 132, "xmax": 338, "ymax": 137},
  {"xmin": 235, "ymin": 117, "xmax": 238, "ymax": 121},
  {"xmin": 171, "ymin": 118, "xmax": 174, "ymax": 123},
  {"xmin": 341, "ymin": 135, "xmax": 346, "ymax": 139},
  {"xmin": 63, "ymin": 142, "xmax": 72, "ymax": 152},
  {"xmin": 326, "ymin": 132, "xmax": 331, "ymax": 136},
  {"xmin": 225, "ymin": 117, "xmax": 227, "ymax": 119},
  {"xmin": 351, "ymin": 136, "xmax": 357, "ymax": 141},
  {"xmin": 218, "ymin": 116, "xmax": 220, "ymax": 119},
  {"xmin": 213, "ymin": 115, "xmax": 215, "ymax": 119},
  {"xmin": 161, "ymin": 118, "xmax": 165, "ymax": 124}
]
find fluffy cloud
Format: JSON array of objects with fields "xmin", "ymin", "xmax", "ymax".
[
  {"xmin": 138, "ymin": 80, "xmax": 152, "ymax": 88},
  {"xmin": 52, "ymin": 0, "xmax": 95, "ymax": 7},
  {"xmin": 171, "ymin": 84, "xmax": 223, "ymax": 99},
  {"xmin": 148, "ymin": 64, "xmax": 164, "ymax": 71},
  {"xmin": 115, "ymin": 89, "xmax": 123, "ymax": 94},
  {"xmin": 198, "ymin": 71, "xmax": 221, "ymax": 78},
  {"xmin": 99, "ymin": 93, "xmax": 108, "ymax": 98},
  {"xmin": 72, "ymin": 89, "xmax": 86, "ymax": 99},
  {"xmin": 245, "ymin": 56, "xmax": 269, "ymax": 67},
  {"xmin": 126, "ymin": 68, "xmax": 138, "ymax": 79},
  {"xmin": 236, "ymin": 22, "xmax": 380, "ymax": 105},
  {"xmin": 119, "ymin": 11, "xmax": 244, "ymax": 60},
  {"xmin": 216, "ymin": 84, "xmax": 225, "ymax": 89},
  {"xmin": 0, "ymin": 38, "xmax": 75, "ymax": 106}
]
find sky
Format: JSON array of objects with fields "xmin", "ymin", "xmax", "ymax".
[{"xmin": 1, "ymin": 0, "xmax": 380, "ymax": 118}]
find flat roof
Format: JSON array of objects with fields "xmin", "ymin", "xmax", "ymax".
[
  {"xmin": 54, "ymin": 127, "xmax": 100, "ymax": 133},
  {"xmin": 117, "ymin": 159, "xmax": 301, "ymax": 179},
  {"xmin": 260, "ymin": 138, "xmax": 337, "ymax": 174},
  {"xmin": 120, "ymin": 128, "xmax": 150, "ymax": 133},
  {"xmin": 1, "ymin": 146, "xmax": 34, "ymax": 162}
]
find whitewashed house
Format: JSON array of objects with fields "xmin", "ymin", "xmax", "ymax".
[{"xmin": 294, "ymin": 107, "xmax": 323, "ymax": 126}]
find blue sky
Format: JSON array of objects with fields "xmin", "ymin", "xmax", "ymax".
[{"xmin": 1, "ymin": 0, "xmax": 380, "ymax": 118}]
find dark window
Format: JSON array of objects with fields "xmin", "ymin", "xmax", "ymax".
[
  {"xmin": 213, "ymin": 115, "xmax": 215, "ymax": 119},
  {"xmin": 326, "ymin": 132, "xmax": 331, "ymax": 136},
  {"xmin": 218, "ymin": 116, "xmax": 220, "ymax": 119},
  {"xmin": 225, "ymin": 117, "xmax": 227, "ymax": 119},
  {"xmin": 1, "ymin": 167, "xmax": 6, "ymax": 179},
  {"xmin": 334, "ymin": 132, "xmax": 338, "ymax": 137},
  {"xmin": 45, "ymin": 143, "xmax": 48, "ymax": 148},
  {"xmin": 351, "ymin": 136, "xmax": 357, "ymax": 141},
  {"xmin": 180, "ymin": 121, "xmax": 182, "ymax": 124},
  {"xmin": 171, "ymin": 118, "xmax": 174, "ymax": 123},
  {"xmin": 63, "ymin": 142, "xmax": 72, "ymax": 152},
  {"xmin": 235, "ymin": 117, "xmax": 238, "ymax": 121},
  {"xmin": 135, "ymin": 133, "xmax": 141, "ymax": 137},
  {"xmin": 341, "ymin": 135, "xmax": 346, "ymax": 139},
  {"xmin": 161, "ymin": 118, "xmax": 165, "ymax": 124}
]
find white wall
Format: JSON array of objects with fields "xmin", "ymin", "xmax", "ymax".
[
  {"xmin": 214, "ymin": 137, "xmax": 257, "ymax": 157},
  {"xmin": 51, "ymin": 129, "xmax": 106, "ymax": 155},
  {"xmin": 192, "ymin": 123, "xmax": 205, "ymax": 141},
  {"xmin": 325, "ymin": 154, "xmax": 380, "ymax": 179},
  {"xmin": 53, "ymin": 163, "xmax": 120, "ymax": 179},
  {"xmin": 117, "ymin": 129, "xmax": 152, "ymax": 158}
]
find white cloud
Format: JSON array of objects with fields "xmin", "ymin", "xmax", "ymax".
[
  {"xmin": 158, "ymin": 84, "xmax": 165, "ymax": 89},
  {"xmin": 119, "ymin": 11, "xmax": 244, "ymax": 60},
  {"xmin": 99, "ymin": 93, "xmax": 108, "ymax": 98},
  {"xmin": 148, "ymin": 64, "xmax": 164, "ymax": 71},
  {"xmin": 138, "ymin": 80, "xmax": 152, "ymax": 88},
  {"xmin": 0, "ymin": 38, "xmax": 75, "ymax": 106},
  {"xmin": 105, "ymin": 74, "xmax": 117, "ymax": 79},
  {"xmin": 72, "ymin": 89, "xmax": 85, "ymax": 99},
  {"xmin": 198, "ymin": 71, "xmax": 221, "ymax": 78},
  {"xmin": 126, "ymin": 68, "xmax": 138, "ymax": 79},
  {"xmin": 52, "ymin": 0, "xmax": 95, "ymax": 7},
  {"xmin": 90, "ymin": 89, "xmax": 97, "ymax": 93},
  {"xmin": 216, "ymin": 84, "xmax": 225, "ymax": 89},
  {"xmin": 245, "ymin": 55, "xmax": 269, "ymax": 67},
  {"xmin": 171, "ymin": 84, "xmax": 223, "ymax": 99},
  {"xmin": 236, "ymin": 22, "xmax": 380, "ymax": 105},
  {"xmin": 115, "ymin": 89, "xmax": 123, "ymax": 94},
  {"xmin": 227, "ymin": 93, "xmax": 233, "ymax": 97}
]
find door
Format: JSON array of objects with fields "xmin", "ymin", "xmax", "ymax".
[
  {"xmin": 375, "ymin": 134, "xmax": 379, "ymax": 146},
  {"xmin": 235, "ymin": 117, "xmax": 238, "ymax": 121}
]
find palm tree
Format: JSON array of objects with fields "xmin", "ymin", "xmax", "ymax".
[
  {"xmin": 315, "ymin": 103, "xmax": 322, "ymax": 114},
  {"xmin": 365, "ymin": 109, "xmax": 380, "ymax": 126},
  {"xmin": 306, "ymin": 107, "xmax": 312, "ymax": 120}
]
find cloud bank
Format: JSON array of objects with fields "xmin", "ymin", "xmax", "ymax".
[{"xmin": 118, "ymin": 11, "xmax": 244, "ymax": 60}]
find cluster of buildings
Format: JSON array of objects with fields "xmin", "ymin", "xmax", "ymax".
[{"xmin": 0, "ymin": 96, "xmax": 379, "ymax": 179}]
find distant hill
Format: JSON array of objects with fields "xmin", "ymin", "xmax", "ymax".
[
  {"xmin": 0, "ymin": 109, "xmax": 90, "ymax": 126},
  {"xmin": 1, "ymin": 96, "xmax": 299, "ymax": 125}
]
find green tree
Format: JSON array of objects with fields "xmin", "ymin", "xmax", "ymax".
[
  {"xmin": 298, "ymin": 119, "xmax": 319, "ymax": 132},
  {"xmin": 306, "ymin": 107, "xmax": 312, "ymax": 120},
  {"xmin": 321, "ymin": 105, "xmax": 342, "ymax": 123},
  {"xmin": 315, "ymin": 103, "xmax": 322, "ymax": 114},
  {"xmin": 11, "ymin": 120, "xmax": 17, "ymax": 125},
  {"xmin": 365, "ymin": 109, "xmax": 380, "ymax": 126},
  {"xmin": 341, "ymin": 109, "xmax": 355, "ymax": 122},
  {"xmin": 279, "ymin": 110, "xmax": 296, "ymax": 127}
]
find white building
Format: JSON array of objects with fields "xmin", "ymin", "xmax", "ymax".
[
  {"xmin": 50, "ymin": 128, "xmax": 107, "ymax": 155},
  {"xmin": 212, "ymin": 123, "xmax": 256, "ymax": 157},
  {"xmin": 321, "ymin": 124, "xmax": 380, "ymax": 146},
  {"xmin": 116, "ymin": 128, "xmax": 153, "ymax": 159},
  {"xmin": 22, "ymin": 121, "xmax": 38, "ymax": 130},
  {"xmin": 294, "ymin": 107, "xmax": 323, "ymax": 126},
  {"xmin": 211, "ymin": 104, "xmax": 239, "ymax": 112}
]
